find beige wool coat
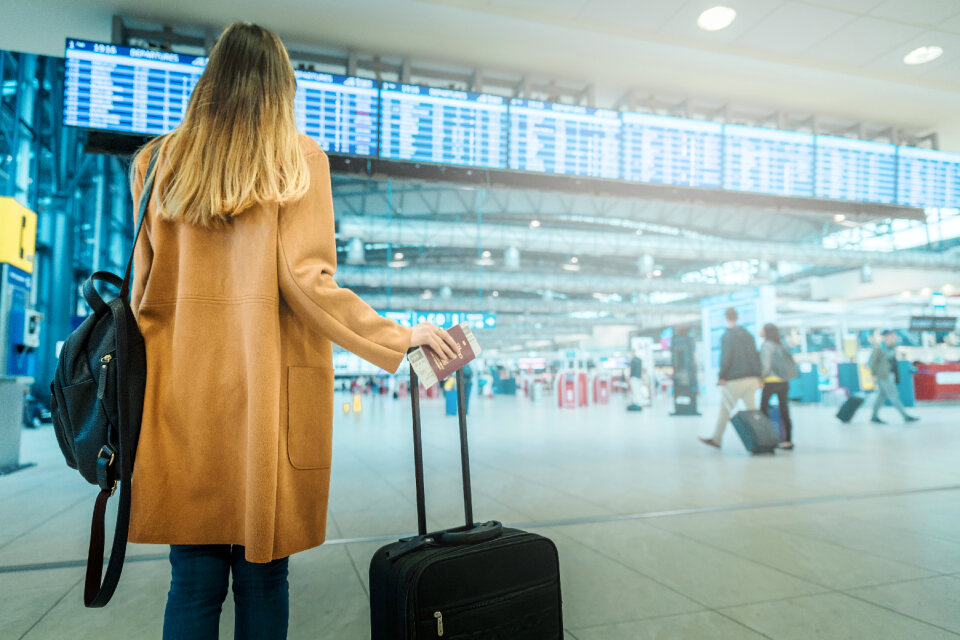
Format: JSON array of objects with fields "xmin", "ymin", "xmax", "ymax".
[{"xmin": 128, "ymin": 135, "xmax": 411, "ymax": 562}]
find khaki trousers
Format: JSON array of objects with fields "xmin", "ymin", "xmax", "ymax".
[{"xmin": 712, "ymin": 376, "xmax": 761, "ymax": 443}]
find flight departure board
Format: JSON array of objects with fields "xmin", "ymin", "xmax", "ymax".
[
  {"xmin": 509, "ymin": 99, "xmax": 620, "ymax": 178},
  {"xmin": 816, "ymin": 136, "xmax": 897, "ymax": 204},
  {"xmin": 897, "ymin": 146, "xmax": 960, "ymax": 209},
  {"xmin": 724, "ymin": 125, "xmax": 815, "ymax": 197},
  {"xmin": 621, "ymin": 112, "xmax": 723, "ymax": 188},
  {"xmin": 64, "ymin": 39, "xmax": 204, "ymax": 136},
  {"xmin": 379, "ymin": 82, "xmax": 508, "ymax": 168},
  {"xmin": 294, "ymin": 71, "xmax": 379, "ymax": 156}
]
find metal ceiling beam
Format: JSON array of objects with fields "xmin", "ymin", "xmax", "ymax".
[
  {"xmin": 336, "ymin": 265, "xmax": 770, "ymax": 296},
  {"xmin": 359, "ymin": 294, "xmax": 701, "ymax": 315},
  {"xmin": 337, "ymin": 217, "xmax": 959, "ymax": 270}
]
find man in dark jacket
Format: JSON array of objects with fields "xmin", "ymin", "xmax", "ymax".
[{"xmin": 699, "ymin": 307, "xmax": 762, "ymax": 448}]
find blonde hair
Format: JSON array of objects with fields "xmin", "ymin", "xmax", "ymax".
[{"xmin": 132, "ymin": 22, "xmax": 309, "ymax": 228}]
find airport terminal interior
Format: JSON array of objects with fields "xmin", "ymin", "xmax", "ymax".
[{"xmin": 2, "ymin": 1, "xmax": 960, "ymax": 638}]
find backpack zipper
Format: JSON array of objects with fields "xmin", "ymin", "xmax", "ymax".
[
  {"xmin": 97, "ymin": 354, "xmax": 113, "ymax": 400},
  {"xmin": 434, "ymin": 611, "xmax": 443, "ymax": 637}
]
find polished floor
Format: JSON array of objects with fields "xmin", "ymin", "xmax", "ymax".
[{"xmin": 2, "ymin": 389, "xmax": 959, "ymax": 639}]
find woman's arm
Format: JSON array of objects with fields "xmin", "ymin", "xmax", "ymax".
[
  {"xmin": 760, "ymin": 342, "xmax": 774, "ymax": 379},
  {"xmin": 277, "ymin": 149, "xmax": 456, "ymax": 371}
]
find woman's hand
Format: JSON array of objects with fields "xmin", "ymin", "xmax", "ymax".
[{"xmin": 410, "ymin": 322, "xmax": 460, "ymax": 361}]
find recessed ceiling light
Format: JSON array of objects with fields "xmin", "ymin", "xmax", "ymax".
[
  {"xmin": 903, "ymin": 45, "xmax": 943, "ymax": 65},
  {"xmin": 529, "ymin": 219, "xmax": 541, "ymax": 228},
  {"xmin": 698, "ymin": 6, "xmax": 736, "ymax": 32},
  {"xmin": 393, "ymin": 252, "xmax": 404, "ymax": 260},
  {"xmin": 482, "ymin": 250, "xmax": 492, "ymax": 258},
  {"xmin": 834, "ymin": 213, "xmax": 846, "ymax": 222},
  {"xmin": 570, "ymin": 256, "xmax": 579, "ymax": 264},
  {"xmin": 492, "ymin": 290, "xmax": 500, "ymax": 297}
]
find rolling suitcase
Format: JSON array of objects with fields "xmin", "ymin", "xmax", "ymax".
[
  {"xmin": 369, "ymin": 365, "xmax": 563, "ymax": 639},
  {"xmin": 724, "ymin": 390, "xmax": 779, "ymax": 454},
  {"xmin": 836, "ymin": 395, "xmax": 865, "ymax": 423}
]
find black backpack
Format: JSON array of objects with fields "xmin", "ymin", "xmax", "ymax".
[{"xmin": 50, "ymin": 151, "xmax": 156, "ymax": 607}]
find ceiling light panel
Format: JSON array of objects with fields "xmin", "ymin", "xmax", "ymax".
[{"xmin": 698, "ymin": 6, "xmax": 737, "ymax": 31}]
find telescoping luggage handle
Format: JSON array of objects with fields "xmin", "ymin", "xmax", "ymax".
[{"xmin": 408, "ymin": 357, "xmax": 502, "ymax": 545}]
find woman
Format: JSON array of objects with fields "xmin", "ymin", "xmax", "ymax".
[
  {"xmin": 127, "ymin": 23, "xmax": 459, "ymax": 639},
  {"xmin": 759, "ymin": 323, "xmax": 797, "ymax": 450}
]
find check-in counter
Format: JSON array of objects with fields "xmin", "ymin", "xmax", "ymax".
[{"xmin": 913, "ymin": 362, "xmax": 960, "ymax": 401}]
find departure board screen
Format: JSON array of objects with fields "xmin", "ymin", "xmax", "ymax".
[
  {"xmin": 64, "ymin": 39, "xmax": 204, "ymax": 136},
  {"xmin": 509, "ymin": 100, "xmax": 620, "ymax": 178},
  {"xmin": 621, "ymin": 112, "xmax": 723, "ymax": 188},
  {"xmin": 815, "ymin": 136, "xmax": 897, "ymax": 204},
  {"xmin": 379, "ymin": 82, "xmax": 508, "ymax": 168},
  {"xmin": 294, "ymin": 71, "xmax": 379, "ymax": 156},
  {"xmin": 897, "ymin": 146, "xmax": 960, "ymax": 209},
  {"xmin": 723, "ymin": 125, "xmax": 815, "ymax": 197}
]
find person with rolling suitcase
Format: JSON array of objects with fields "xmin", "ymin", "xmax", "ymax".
[
  {"xmin": 699, "ymin": 307, "xmax": 763, "ymax": 449},
  {"xmin": 759, "ymin": 323, "xmax": 799, "ymax": 450},
  {"xmin": 370, "ymin": 364, "xmax": 563, "ymax": 639},
  {"xmin": 85, "ymin": 22, "xmax": 463, "ymax": 636}
]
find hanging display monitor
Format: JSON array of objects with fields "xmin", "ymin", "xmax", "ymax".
[
  {"xmin": 64, "ymin": 38, "xmax": 381, "ymax": 156},
  {"xmin": 293, "ymin": 71, "xmax": 379, "ymax": 156},
  {"xmin": 897, "ymin": 146, "xmax": 960, "ymax": 209},
  {"xmin": 621, "ymin": 112, "xmax": 723, "ymax": 188},
  {"xmin": 378, "ymin": 82, "xmax": 508, "ymax": 168},
  {"xmin": 815, "ymin": 136, "xmax": 897, "ymax": 204},
  {"xmin": 63, "ymin": 39, "xmax": 205, "ymax": 136},
  {"xmin": 509, "ymin": 99, "xmax": 621, "ymax": 178},
  {"xmin": 723, "ymin": 125, "xmax": 815, "ymax": 197}
]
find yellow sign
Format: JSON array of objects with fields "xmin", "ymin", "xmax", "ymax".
[{"xmin": 0, "ymin": 198, "xmax": 37, "ymax": 274}]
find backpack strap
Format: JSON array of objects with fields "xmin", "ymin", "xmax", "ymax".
[
  {"xmin": 120, "ymin": 148, "xmax": 158, "ymax": 299},
  {"xmin": 82, "ymin": 148, "xmax": 157, "ymax": 608}
]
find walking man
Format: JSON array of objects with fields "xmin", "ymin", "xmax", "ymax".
[
  {"xmin": 870, "ymin": 330, "xmax": 919, "ymax": 424},
  {"xmin": 699, "ymin": 308, "xmax": 762, "ymax": 448}
]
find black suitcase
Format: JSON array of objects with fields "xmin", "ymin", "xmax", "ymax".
[
  {"xmin": 730, "ymin": 410, "xmax": 780, "ymax": 454},
  {"xmin": 369, "ymin": 365, "xmax": 563, "ymax": 639},
  {"xmin": 836, "ymin": 395, "xmax": 865, "ymax": 423}
]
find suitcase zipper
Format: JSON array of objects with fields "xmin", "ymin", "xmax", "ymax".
[
  {"xmin": 97, "ymin": 354, "xmax": 113, "ymax": 400},
  {"xmin": 425, "ymin": 579, "xmax": 557, "ymax": 637},
  {"xmin": 400, "ymin": 532, "xmax": 534, "ymax": 637}
]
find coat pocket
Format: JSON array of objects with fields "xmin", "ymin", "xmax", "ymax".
[{"xmin": 287, "ymin": 366, "xmax": 334, "ymax": 470}]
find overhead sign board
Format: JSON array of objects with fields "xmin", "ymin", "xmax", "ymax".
[{"xmin": 909, "ymin": 316, "xmax": 958, "ymax": 332}]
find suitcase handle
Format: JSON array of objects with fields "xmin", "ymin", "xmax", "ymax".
[
  {"xmin": 409, "ymin": 357, "xmax": 474, "ymax": 536},
  {"xmin": 436, "ymin": 520, "xmax": 502, "ymax": 546}
]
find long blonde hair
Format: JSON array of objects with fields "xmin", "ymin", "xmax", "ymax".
[{"xmin": 132, "ymin": 22, "xmax": 309, "ymax": 227}]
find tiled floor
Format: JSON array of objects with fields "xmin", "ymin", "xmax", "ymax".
[{"xmin": 1, "ymin": 391, "xmax": 958, "ymax": 639}]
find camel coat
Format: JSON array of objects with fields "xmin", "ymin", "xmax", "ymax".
[{"xmin": 128, "ymin": 135, "xmax": 411, "ymax": 562}]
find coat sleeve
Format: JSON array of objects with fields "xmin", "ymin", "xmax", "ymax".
[
  {"xmin": 760, "ymin": 342, "xmax": 773, "ymax": 379},
  {"xmin": 130, "ymin": 153, "xmax": 153, "ymax": 315},
  {"xmin": 868, "ymin": 347, "xmax": 882, "ymax": 376},
  {"xmin": 718, "ymin": 331, "xmax": 732, "ymax": 380},
  {"xmin": 277, "ymin": 149, "xmax": 412, "ymax": 373}
]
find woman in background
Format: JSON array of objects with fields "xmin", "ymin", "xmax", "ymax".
[
  {"xmin": 760, "ymin": 323, "xmax": 798, "ymax": 450},
  {"xmin": 128, "ymin": 22, "xmax": 458, "ymax": 639}
]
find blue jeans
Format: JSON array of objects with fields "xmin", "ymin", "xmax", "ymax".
[{"xmin": 163, "ymin": 545, "xmax": 289, "ymax": 640}]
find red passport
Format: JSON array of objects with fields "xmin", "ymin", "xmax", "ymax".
[{"xmin": 408, "ymin": 323, "xmax": 481, "ymax": 387}]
